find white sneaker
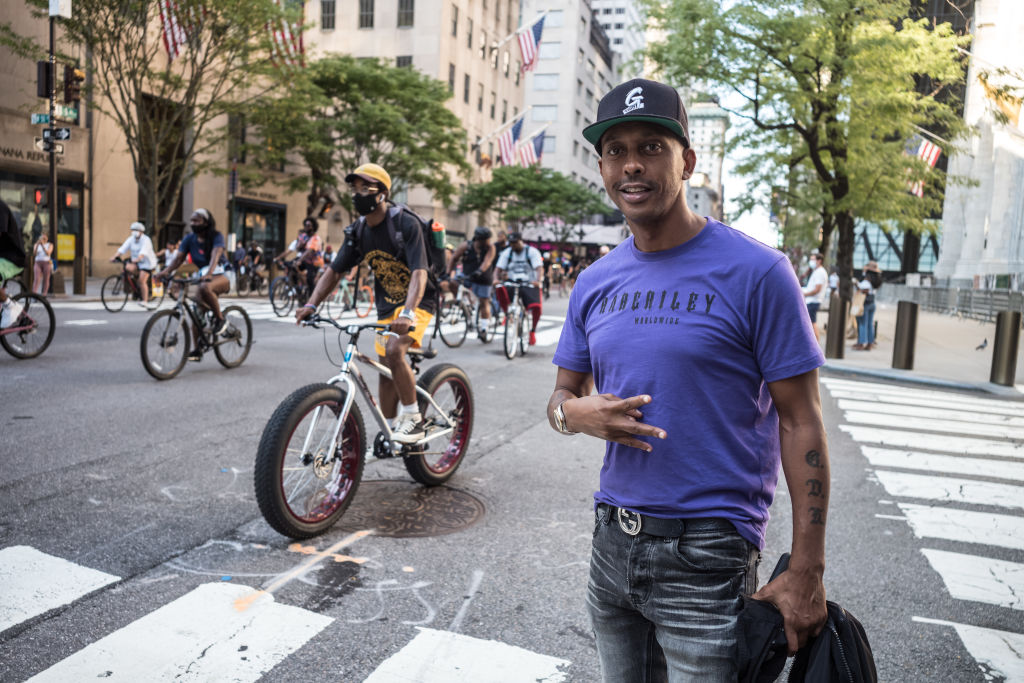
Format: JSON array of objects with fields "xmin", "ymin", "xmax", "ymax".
[
  {"xmin": 391, "ymin": 412, "xmax": 425, "ymax": 444},
  {"xmin": 0, "ymin": 299, "xmax": 24, "ymax": 328}
]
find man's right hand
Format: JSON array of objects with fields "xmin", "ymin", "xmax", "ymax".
[{"xmin": 562, "ymin": 394, "xmax": 667, "ymax": 452}]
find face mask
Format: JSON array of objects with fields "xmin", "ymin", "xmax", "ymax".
[{"xmin": 353, "ymin": 193, "xmax": 380, "ymax": 216}]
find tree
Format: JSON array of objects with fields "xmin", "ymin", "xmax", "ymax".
[
  {"xmin": 458, "ymin": 165, "xmax": 612, "ymax": 238},
  {"xmin": 642, "ymin": 0, "xmax": 970, "ymax": 300},
  {"xmin": 4, "ymin": 0, "xmax": 300, "ymax": 242},
  {"xmin": 246, "ymin": 55, "xmax": 472, "ymax": 218}
]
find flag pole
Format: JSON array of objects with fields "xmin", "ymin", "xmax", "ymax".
[
  {"xmin": 515, "ymin": 122, "xmax": 552, "ymax": 150},
  {"xmin": 495, "ymin": 10, "xmax": 548, "ymax": 49},
  {"xmin": 912, "ymin": 125, "xmax": 950, "ymax": 146},
  {"xmin": 477, "ymin": 106, "xmax": 532, "ymax": 146}
]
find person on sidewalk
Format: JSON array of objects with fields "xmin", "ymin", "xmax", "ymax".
[
  {"xmin": 547, "ymin": 78, "xmax": 830, "ymax": 680},
  {"xmin": 33, "ymin": 233, "xmax": 54, "ymax": 296},
  {"xmin": 801, "ymin": 252, "xmax": 828, "ymax": 342},
  {"xmin": 853, "ymin": 261, "xmax": 883, "ymax": 350}
]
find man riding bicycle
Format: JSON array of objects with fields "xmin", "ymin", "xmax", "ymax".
[
  {"xmin": 495, "ymin": 232, "xmax": 544, "ymax": 346},
  {"xmin": 156, "ymin": 208, "xmax": 230, "ymax": 361},
  {"xmin": 297, "ymin": 163, "xmax": 437, "ymax": 444},
  {"xmin": 443, "ymin": 226, "xmax": 496, "ymax": 339},
  {"xmin": 109, "ymin": 222, "xmax": 157, "ymax": 306},
  {"xmin": 275, "ymin": 218, "xmax": 321, "ymax": 300}
]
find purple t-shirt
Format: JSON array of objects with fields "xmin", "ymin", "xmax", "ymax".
[{"xmin": 553, "ymin": 220, "xmax": 824, "ymax": 549}]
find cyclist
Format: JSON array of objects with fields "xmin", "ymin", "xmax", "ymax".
[
  {"xmin": 297, "ymin": 218, "xmax": 324, "ymax": 295},
  {"xmin": 297, "ymin": 163, "xmax": 436, "ymax": 444},
  {"xmin": 0, "ymin": 199, "xmax": 24, "ymax": 327},
  {"xmin": 444, "ymin": 226, "xmax": 496, "ymax": 339},
  {"xmin": 156, "ymin": 208, "xmax": 230, "ymax": 361},
  {"xmin": 109, "ymin": 222, "xmax": 157, "ymax": 306},
  {"xmin": 495, "ymin": 232, "xmax": 544, "ymax": 346}
]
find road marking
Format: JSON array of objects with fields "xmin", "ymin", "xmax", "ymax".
[
  {"xmin": 27, "ymin": 582, "xmax": 332, "ymax": 682},
  {"xmin": 363, "ymin": 627, "xmax": 569, "ymax": 683},
  {"xmin": 860, "ymin": 446, "xmax": 1024, "ymax": 482},
  {"xmin": 448, "ymin": 569, "xmax": 484, "ymax": 632},
  {"xmin": 898, "ymin": 504, "xmax": 1024, "ymax": 551},
  {"xmin": 842, "ymin": 410, "xmax": 1024, "ymax": 440},
  {"xmin": 836, "ymin": 398, "xmax": 1024, "ymax": 426},
  {"xmin": 873, "ymin": 470, "xmax": 1024, "ymax": 509},
  {"xmin": 840, "ymin": 425, "xmax": 1024, "ymax": 458},
  {"xmin": 62, "ymin": 319, "xmax": 108, "ymax": 326},
  {"xmin": 0, "ymin": 546, "xmax": 120, "ymax": 633},
  {"xmin": 914, "ymin": 618, "xmax": 1024, "ymax": 680},
  {"xmin": 828, "ymin": 387, "xmax": 1024, "ymax": 417},
  {"xmin": 921, "ymin": 549, "xmax": 1024, "ymax": 611},
  {"xmin": 822, "ymin": 378, "xmax": 1024, "ymax": 415}
]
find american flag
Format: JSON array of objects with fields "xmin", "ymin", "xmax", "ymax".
[
  {"xmin": 517, "ymin": 16, "xmax": 546, "ymax": 72},
  {"xmin": 270, "ymin": 0, "xmax": 305, "ymax": 68},
  {"xmin": 519, "ymin": 132, "xmax": 544, "ymax": 166},
  {"xmin": 498, "ymin": 118, "xmax": 524, "ymax": 166},
  {"xmin": 158, "ymin": 0, "xmax": 190, "ymax": 61},
  {"xmin": 907, "ymin": 135, "xmax": 941, "ymax": 198}
]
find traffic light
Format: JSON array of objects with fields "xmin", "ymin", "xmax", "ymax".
[
  {"xmin": 36, "ymin": 61, "xmax": 54, "ymax": 99},
  {"xmin": 64, "ymin": 65, "xmax": 85, "ymax": 103},
  {"xmin": 33, "ymin": 187, "xmax": 49, "ymax": 208}
]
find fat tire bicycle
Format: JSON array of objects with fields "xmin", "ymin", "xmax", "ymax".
[
  {"xmin": 140, "ymin": 276, "xmax": 253, "ymax": 380},
  {"xmin": 437, "ymin": 276, "xmax": 499, "ymax": 348},
  {"xmin": 499, "ymin": 281, "xmax": 532, "ymax": 360},
  {"xmin": 102, "ymin": 256, "xmax": 165, "ymax": 312},
  {"xmin": 324, "ymin": 276, "xmax": 373, "ymax": 320},
  {"xmin": 1, "ymin": 292, "xmax": 54, "ymax": 359},
  {"xmin": 254, "ymin": 315, "xmax": 474, "ymax": 538}
]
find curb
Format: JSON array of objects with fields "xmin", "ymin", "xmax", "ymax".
[{"xmin": 822, "ymin": 361, "xmax": 1024, "ymax": 399}]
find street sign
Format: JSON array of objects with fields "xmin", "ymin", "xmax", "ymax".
[
  {"xmin": 31, "ymin": 113, "xmax": 50, "ymax": 125},
  {"xmin": 33, "ymin": 137, "xmax": 64, "ymax": 154},
  {"xmin": 43, "ymin": 127, "xmax": 71, "ymax": 141},
  {"xmin": 55, "ymin": 104, "xmax": 78, "ymax": 121},
  {"xmin": 49, "ymin": 0, "xmax": 72, "ymax": 19}
]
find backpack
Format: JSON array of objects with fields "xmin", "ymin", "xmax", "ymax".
[{"xmin": 349, "ymin": 203, "xmax": 447, "ymax": 286}]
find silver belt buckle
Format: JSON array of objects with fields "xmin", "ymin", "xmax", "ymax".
[{"xmin": 617, "ymin": 507, "xmax": 641, "ymax": 536}]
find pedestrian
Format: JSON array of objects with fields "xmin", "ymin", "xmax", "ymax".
[
  {"xmin": 33, "ymin": 232, "xmax": 54, "ymax": 295},
  {"xmin": 548, "ymin": 78, "xmax": 829, "ymax": 680},
  {"xmin": 801, "ymin": 252, "xmax": 828, "ymax": 341},
  {"xmin": 853, "ymin": 261, "xmax": 883, "ymax": 351}
]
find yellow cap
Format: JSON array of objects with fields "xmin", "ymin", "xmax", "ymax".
[{"xmin": 345, "ymin": 163, "xmax": 392, "ymax": 193}]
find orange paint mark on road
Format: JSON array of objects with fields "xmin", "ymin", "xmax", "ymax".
[{"xmin": 287, "ymin": 543, "xmax": 368, "ymax": 564}]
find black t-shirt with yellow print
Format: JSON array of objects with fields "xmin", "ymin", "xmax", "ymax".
[{"xmin": 331, "ymin": 208, "xmax": 437, "ymax": 318}]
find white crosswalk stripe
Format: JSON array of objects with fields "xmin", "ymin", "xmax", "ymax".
[{"xmin": 822, "ymin": 376, "xmax": 1024, "ymax": 680}]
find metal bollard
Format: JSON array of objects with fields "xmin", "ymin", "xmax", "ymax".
[
  {"xmin": 990, "ymin": 311, "xmax": 1021, "ymax": 386},
  {"xmin": 825, "ymin": 292, "xmax": 849, "ymax": 359},
  {"xmin": 892, "ymin": 300, "xmax": 918, "ymax": 370}
]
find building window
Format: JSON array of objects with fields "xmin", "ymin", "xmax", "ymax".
[
  {"xmin": 321, "ymin": 0, "xmax": 336, "ymax": 29},
  {"xmin": 601, "ymin": 23, "xmax": 610, "ymax": 29},
  {"xmin": 546, "ymin": 10, "xmax": 563, "ymax": 26},
  {"xmin": 577, "ymin": 78, "xmax": 583, "ymax": 95},
  {"xmin": 490, "ymin": 91, "xmax": 496, "ymax": 118},
  {"xmin": 490, "ymin": 42, "xmax": 498, "ymax": 69},
  {"xmin": 573, "ymin": 140, "xmax": 579, "ymax": 157},
  {"xmin": 396, "ymin": 55, "xmax": 413, "ymax": 67},
  {"xmin": 580, "ymin": 16, "xmax": 586, "ymax": 32},
  {"xmin": 398, "ymin": 0, "xmax": 414, "ymax": 27},
  {"xmin": 479, "ymin": 31, "xmax": 487, "ymax": 58},
  {"xmin": 495, "ymin": 0, "xmax": 500, "ymax": 22},
  {"xmin": 514, "ymin": 62, "xmax": 520, "ymax": 85},
  {"xmin": 477, "ymin": 82, "xmax": 483, "ymax": 111},
  {"xmin": 614, "ymin": 22, "xmax": 623, "ymax": 29},
  {"xmin": 587, "ymin": 59, "xmax": 595, "ymax": 72},
  {"xmin": 448, "ymin": 63, "xmax": 456, "ymax": 92},
  {"xmin": 539, "ymin": 42, "xmax": 559, "ymax": 59},
  {"xmin": 602, "ymin": 7, "xmax": 611, "ymax": 13},
  {"xmin": 533, "ymin": 104, "xmax": 557, "ymax": 120},
  {"xmin": 503, "ymin": 49, "xmax": 510, "ymax": 76},
  {"xmin": 613, "ymin": 38, "xmax": 623, "ymax": 44},
  {"xmin": 578, "ymin": 48, "xmax": 584, "ymax": 64},
  {"xmin": 501, "ymin": 99, "xmax": 508, "ymax": 123},
  {"xmin": 359, "ymin": 0, "xmax": 374, "ymax": 28},
  {"xmin": 467, "ymin": 18, "xmax": 473, "ymax": 48},
  {"xmin": 464, "ymin": 73, "xmax": 470, "ymax": 103},
  {"xmin": 574, "ymin": 109, "xmax": 580, "ymax": 126},
  {"xmin": 451, "ymin": 3, "xmax": 458, "ymax": 36},
  {"xmin": 533, "ymin": 74, "xmax": 558, "ymax": 90},
  {"xmin": 543, "ymin": 136, "xmax": 555, "ymax": 154}
]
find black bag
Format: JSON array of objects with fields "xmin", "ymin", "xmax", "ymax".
[{"xmin": 351, "ymin": 203, "xmax": 447, "ymax": 287}]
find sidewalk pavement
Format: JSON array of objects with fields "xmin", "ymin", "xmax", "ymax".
[{"xmin": 48, "ymin": 278, "xmax": 1024, "ymax": 398}]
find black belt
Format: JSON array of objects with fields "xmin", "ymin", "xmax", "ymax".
[{"xmin": 598, "ymin": 503, "xmax": 730, "ymax": 538}]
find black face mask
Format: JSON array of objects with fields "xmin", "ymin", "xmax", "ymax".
[{"xmin": 353, "ymin": 193, "xmax": 380, "ymax": 216}]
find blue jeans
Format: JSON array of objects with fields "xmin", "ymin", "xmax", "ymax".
[
  {"xmin": 857, "ymin": 300, "xmax": 876, "ymax": 345},
  {"xmin": 587, "ymin": 505, "xmax": 760, "ymax": 682}
]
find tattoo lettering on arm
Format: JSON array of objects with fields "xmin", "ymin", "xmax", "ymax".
[
  {"xmin": 805, "ymin": 450, "xmax": 824, "ymax": 468},
  {"xmin": 809, "ymin": 507, "xmax": 825, "ymax": 525},
  {"xmin": 805, "ymin": 479, "xmax": 824, "ymax": 497}
]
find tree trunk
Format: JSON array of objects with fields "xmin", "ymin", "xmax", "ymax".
[{"xmin": 834, "ymin": 209, "xmax": 857, "ymax": 301}]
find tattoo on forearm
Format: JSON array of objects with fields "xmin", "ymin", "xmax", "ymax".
[
  {"xmin": 809, "ymin": 507, "xmax": 825, "ymax": 525},
  {"xmin": 805, "ymin": 450, "xmax": 824, "ymax": 469},
  {"xmin": 806, "ymin": 478, "xmax": 824, "ymax": 497}
]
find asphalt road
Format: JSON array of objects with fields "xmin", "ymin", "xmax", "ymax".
[{"xmin": 1, "ymin": 293, "xmax": 1021, "ymax": 681}]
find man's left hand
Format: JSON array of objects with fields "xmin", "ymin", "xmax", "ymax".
[
  {"xmin": 390, "ymin": 315, "xmax": 413, "ymax": 336},
  {"xmin": 752, "ymin": 566, "xmax": 827, "ymax": 655}
]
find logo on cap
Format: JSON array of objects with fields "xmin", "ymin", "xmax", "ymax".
[{"xmin": 622, "ymin": 87, "xmax": 644, "ymax": 114}]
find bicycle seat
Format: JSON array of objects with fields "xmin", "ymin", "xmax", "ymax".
[{"xmin": 408, "ymin": 347, "xmax": 438, "ymax": 360}]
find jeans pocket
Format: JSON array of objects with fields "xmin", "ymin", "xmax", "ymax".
[{"xmin": 674, "ymin": 525, "xmax": 751, "ymax": 573}]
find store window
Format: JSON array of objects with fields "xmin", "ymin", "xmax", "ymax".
[{"xmin": 321, "ymin": 0, "xmax": 336, "ymax": 29}]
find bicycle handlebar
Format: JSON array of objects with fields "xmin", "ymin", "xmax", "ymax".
[{"xmin": 301, "ymin": 314, "xmax": 413, "ymax": 335}]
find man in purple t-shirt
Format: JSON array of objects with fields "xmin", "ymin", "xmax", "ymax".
[{"xmin": 547, "ymin": 78, "xmax": 830, "ymax": 680}]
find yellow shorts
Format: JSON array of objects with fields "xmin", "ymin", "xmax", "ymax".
[{"xmin": 374, "ymin": 307, "xmax": 435, "ymax": 357}]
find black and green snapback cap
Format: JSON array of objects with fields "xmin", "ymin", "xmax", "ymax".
[{"xmin": 582, "ymin": 78, "xmax": 690, "ymax": 150}]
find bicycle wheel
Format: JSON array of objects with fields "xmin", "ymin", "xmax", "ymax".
[
  {"xmin": 474, "ymin": 304, "xmax": 497, "ymax": 344},
  {"xmin": 354, "ymin": 286, "xmax": 373, "ymax": 318},
  {"xmin": 270, "ymin": 277, "xmax": 293, "ymax": 317},
  {"xmin": 0, "ymin": 293, "xmax": 55, "ymax": 359},
  {"xmin": 101, "ymin": 274, "xmax": 127, "ymax": 312},
  {"xmin": 438, "ymin": 300, "xmax": 469, "ymax": 348},
  {"xmin": 145, "ymin": 276, "xmax": 165, "ymax": 310},
  {"xmin": 256, "ymin": 274, "xmax": 269, "ymax": 297},
  {"xmin": 254, "ymin": 383, "xmax": 366, "ymax": 538},
  {"xmin": 140, "ymin": 309, "xmax": 190, "ymax": 380},
  {"xmin": 214, "ymin": 305, "xmax": 252, "ymax": 368},
  {"xmin": 236, "ymin": 272, "xmax": 250, "ymax": 297},
  {"xmin": 405, "ymin": 363, "xmax": 474, "ymax": 486},
  {"xmin": 519, "ymin": 306, "xmax": 531, "ymax": 356},
  {"xmin": 324, "ymin": 288, "xmax": 346, "ymax": 321},
  {"xmin": 503, "ymin": 304, "xmax": 521, "ymax": 359}
]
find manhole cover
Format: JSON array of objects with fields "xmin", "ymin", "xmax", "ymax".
[{"xmin": 337, "ymin": 480, "xmax": 485, "ymax": 538}]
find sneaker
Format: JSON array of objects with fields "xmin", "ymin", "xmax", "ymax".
[
  {"xmin": 187, "ymin": 350, "xmax": 203, "ymax": 362},
  {"xmin": 529, "ymin": 331, "xmax": 537, "ymax": 346},
  {"xmin": 391, "ymin": 412, "xmax": 426, "ymax": 444},
  {"xmin": 213, "ymin": 318, "xmax": 229, "ymax": 337},
  {"xmin": 0, "ymin": 299, "xmax": 24, "ymax": 328}
]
